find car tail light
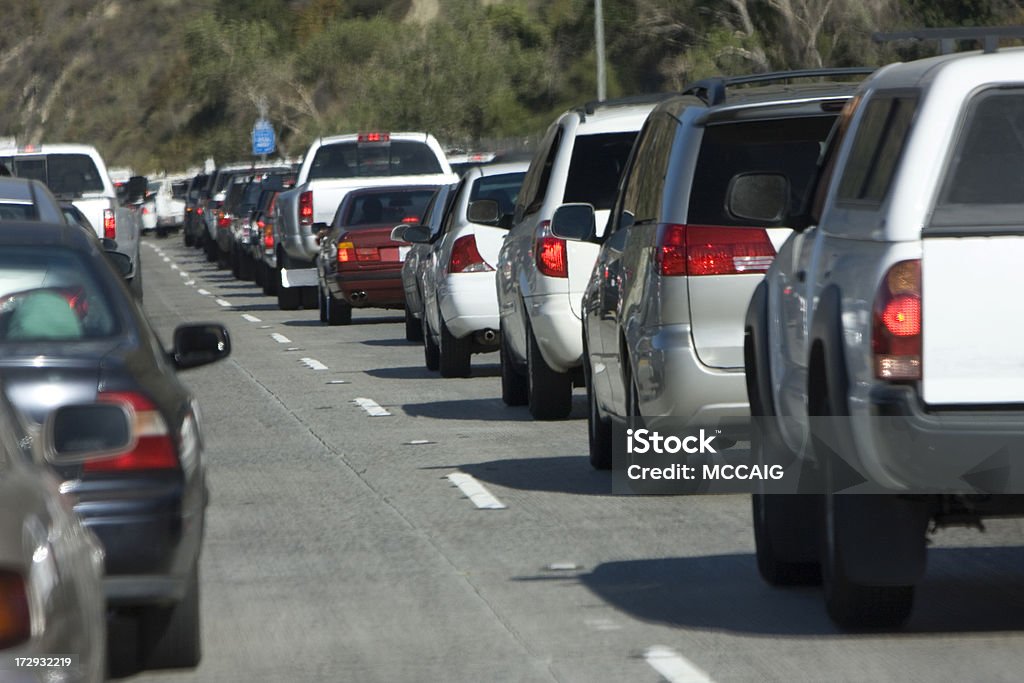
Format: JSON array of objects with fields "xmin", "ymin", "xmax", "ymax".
[
  {"xmin": 103, "ymin": 209, "xmax": 116, "ymax": 239},
  {"xmin": 402, "ymin": 216, "xmax": 419, "ymax": 223},
  {"xmin": 263, "ymin": 223, "xmax": 274, "ymax": 249},
  {"xmin": 655, "ymin": 224, "xmax": 775, "ymax": 276},
  {"xmin": 299, "ymin": 191, "xmax": 313, "ymax": 226},
  {"xmin": 217, "ymin": 213, "xmax": 232, "ymax": 229},
  {"xmin": 337, "ymin": 241, "xmax": 355, "ymax": 264},
  {"xmin": 357, "ymin": 247, "xmax": 380, "ymax": 261},
  {"xmin": 87, "ymin": 392, "xmax": 177, "ymax": 472},
  {"xmin": 449, "ymin": 234, "xmax": 493, "ymax": 274},
  {"xmin": 873, "ymin": 259, "xmax": 921, "ymax": 380},
  {"xmin": 0, "ymin": 570, "xmax": 30, "ymax": 649},
  {"xmin": 197, "ymin": 207, "xmax": 204, "ymax": 215},
  {"xmin": 141, "ymin": 206, "xmax": 149, "ymax": 215},
  {"xmin": 533, "ymin": 220, "xmax": 567, "ymax": 278},
  {"xmin": 358, "ymin": 132, "xmax": 390, "ymax": 143}
]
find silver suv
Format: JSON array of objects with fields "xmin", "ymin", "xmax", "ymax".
[
  {"xmin": 566, "ymin": 71, "xmax": 868, "ymax": 470},
  {"xmin": 746, "ymin": 38, "xmax": 1024, "ymax": 628}
]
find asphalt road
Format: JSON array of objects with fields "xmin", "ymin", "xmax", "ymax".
[{"xmin": 123, "ymin": 234, "xmax": 1024, "ymax": 682}]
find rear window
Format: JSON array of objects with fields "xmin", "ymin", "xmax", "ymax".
[
  {"xmin": 932, "ymin": 88, "xmax": 1024, "ymax": 227},
  {"xmin": 339, "ymin": 189, "xmax": 437, "ymax": 227},
  {"xmin": 0, "ymin": 247, "xmax": 121, "ymax": 341},
  {"xmin": 171, "ymin": 181, "xmax": 188, "ymax": 199},
  {"xmin": 563, "ymin": 132, "xmax": 637, "ymax": 210},
  {"xmin": 469, "ymin": 172, "xmax": 526, "ymax": 224},
  {"xmin": 3, "ymin": 154, "xmax": 105, "ymax": 197},
  {"xmin": 309, "ymin": 141, "xmax": 443, "ymax": 180},
  {"xmin": 0, "ymin": 203, "xmax": 38, "ymax": 221},
  {"xmin": 687, "ymin": 117, "xmax": 836, "ymax": 226}
]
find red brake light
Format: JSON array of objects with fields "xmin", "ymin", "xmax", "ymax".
[
  {"xmin": 358, "ymin": 132, "xmax": 390, "ymax": 143},
  {"xmin": 656, "ymin": 224, "xmax": 776, "ymax": 277},
  {"xmin": 873, "ymin": 260, "xmax": 922, "ymax": 380},
  {"xmin": 197, "ymin": 207, "xmax": 204, "ymax": 215},
  {"xmin": 0, "ymin": 570, "xmax": 30, "ymax": 649},
  {"xmin": 402, "ymin": 216, "xmax": 419, "ymax": 223},
  {"xmin": 103, "ymin": 209, "xmax": 116, "ymax": 239},
  {"xmin": 337, "ymin": 241, "xmax": 355, "ymax": 264},
  {"xmin": 218, "ymin": 214, "xmax": 232, "ymax": 228},
  {"xmin": 449, "ymin": 234, "xmax": 493, "ymax": 274},
  {"xmin": 87, "ymin": 392, "xmax": 177, "ymax": 472},
  {"xmin": 299, "ymin": 191, "xmax": 313, "ymax": 226}
]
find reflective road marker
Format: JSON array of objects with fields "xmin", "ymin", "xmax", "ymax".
[
  {"xmin": 353, "ymin": 397, "xmax": 390, "ymax": 417},
  {"xmin": 643, "ymin": 646, "xmax": 714, "ymax": 683},
  {"xmin": 446, "ymin": 472, "xmax": 506, "ymax": 510}
]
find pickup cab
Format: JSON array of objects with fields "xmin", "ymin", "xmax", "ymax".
[
  {"xmin": 274, "ymin": 132, "xmax": 457, "ymax": 310},
  {"xmin": 0, "ymin": 144, "xmax": 143, "ymax": 296}
]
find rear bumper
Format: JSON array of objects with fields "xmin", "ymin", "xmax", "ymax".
[
  {"xmin": 525, "ymin": 292, "xmax": 583, "ymax": 373},
  {"xmin": 856, "ymin": 384, "xmax": 1024, "ymax": 493},
  {"xmin": 634, "ymin": 322, "xmax": 749, "ymax": 425},
  {"xmin": 331, "ymin": 267, "xmax": 405, "ymax": 307},
  {"xmin": 439, "ymin": 273, "xmax": 500, "ymax": 338}
]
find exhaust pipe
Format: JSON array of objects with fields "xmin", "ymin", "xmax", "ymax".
[
  {"xmin": 349, "ymin": 291, "xmax": 367, "ymax": 302},
  {"xmin": 476, "ymin": 328, "xmax": 499, "ymax": 345}
]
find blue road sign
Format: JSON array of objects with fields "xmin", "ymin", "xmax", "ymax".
[{"xmin": 252, "ymin": 119, "xmax": 276, "ymax": 155}]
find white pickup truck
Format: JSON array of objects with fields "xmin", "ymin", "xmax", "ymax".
[
  {"xmin": 273, "ymin": 132, "xmax": 457, "ymax": 310},
  {"xmin": 0, "ymin": 143, "xmax": 144, "ymax": 296}
]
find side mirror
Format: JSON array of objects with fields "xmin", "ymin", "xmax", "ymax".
[
  {"xmin": 390, "ymin": 225, "xmax": 409, "ymax": 242},
  {"xmin": 402, "ymin": 224, "xmax": 432, "ymax": 244},
  {"xmin": 45, "ymin": 403, "xmax": 133, "ymax": 466},
  {"xmin": 550, "ymin": 203, "xmax": 595, "ymax": 241},
  {"xmin": 726, "ymin": 173, "xmax": 788, "ymax": 223},
  {"xmin": 104, "ymin": 250, "xmax": 133, "ymax": 277},
  {"xmin": 467, "ymin": 199, "xmax": 500, "ymax": 225},
  {"xmin": 261, "ymin": 175, "xmax": 285, "ymax": 192},
  {"xmin": 172, "ymin": 324, "xmax": 231, "ymax": 370}
]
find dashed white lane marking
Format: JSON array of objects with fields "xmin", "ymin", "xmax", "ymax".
[
  {"xmin": 179, "ymin": 271, "xmax": 189, "ymax": 278},
  {"xmin": 185, "ymin": 280, "xmax": 196, "ymax": 286},
  {"xmin": 270, "ymin": 333, "xmax": 291, "ymax": 344},
  {"xmin": 162, "ymin": 257, "xmax": 171, "ymax": 262},
  {"xmin": 170, "ymin": 264, "xmax": 179, "ymax": 270},
  {"xmin": 643, "ymin": 646, "xmax": 714, "ymax": 683},
  {"xmin": 326, "ymin": 379, "xmax": 349, "ymax": 384},
  {"xmin": 583, "ymin": 617, "xmax": 621, "ymax": 632},
  {"xmin": 215, "ymin": 298, "xmax": 232, "ymax": 308},
  {"xmin": 446, "ymin": 472, "xmax": 506, "ymax": 510},
  {"xmin": 241, "ymin": 314, "xmax": 262, "ymax": 323},
  {"xmin": 197, "ymin": 289, "xmax": 211, "ymax": 296},
  {"xmin": 300, "ymin": 357, "xmax": 328, "ymax": 370},
  {"xmin": 353, "ymin": 397, "xmax": 391, "ymax": 417}
]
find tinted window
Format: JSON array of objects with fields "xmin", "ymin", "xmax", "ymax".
[
  {"xmin": 936, "ymin": 89, "xmax": 1024, "ymax": 211},
  {"xmin": 339, "ymin": 189, "xmax": 437, "ymax": 228},
  {"xmin": 518, "ymin": 126, "xmax": 562, "ymax": 216},
  {"xmin": 6, "ymin": 154, "xmax": 105, "ymax": 197},
  {"xmin": 171, "ymin": 181, "xmax": 188, "ymax": 199},
  {"xmin": 563, "ymin": 132, "xmax": 637, "ymax": 210},
  {"xmin": 836, "ymin": 95, "xmax": 917, "ymax": 204},
  {"xmin": 0, "ymin": 247, "xmax": 121, "ymax": 341},
  {"xmin": 618, "ymin": 113, "xmax": 677, "ymax": 227},
  {"xmin": 309, "ymin": 141, "xmax": 442, "ymax": 180},
  {"xmin": 0, "ymin": 203, "xmax": 38, "ymax": 221},
  {"xmin": 687, "ymin": 117, "xmax": 835, "ymax": 226},
  {"xmin": 469, "ymin": 172, "xmax": 526, "ymax": 224}
]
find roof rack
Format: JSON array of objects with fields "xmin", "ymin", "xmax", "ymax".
[
  {"xmin": 578, "ymin": 92, "xmax": 675, "ymax": 120},
  {"xmin": 681, "ymin": 67, "xmax": 876, "ymax": 106},
  {"xmin": 873, "ymin": 26, "xmax": 1024, "ymax": 55}
]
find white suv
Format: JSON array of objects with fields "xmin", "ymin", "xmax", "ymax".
[
  {"xmin": 496, "ymin": 97, "xmax": 666, "ymax": 419},
  {"xmin": 746, "ymin": 42, "xmax": 1024, "ymax": 628}
]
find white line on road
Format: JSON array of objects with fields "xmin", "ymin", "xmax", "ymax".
[
  {"xmin": 179, "ymin": 271, "xmax": 188, "ymax": 278},
  {"xmin": 270, "ymin": 333, "xmax": 291, "ymax": 344},
  {"xmin": 162, "ymin": 257, "xmax": 171, "ymax": 262},
  {"xmin": 241, "ymin": 314, "xmax": 262, "ymax": 322},
  {"xmin": 215, "ymin": 298, "xmax": 232, "ymax": 308},
  {"xmin": 446, "ymin": 472, "xmax": 507, "ymax": 510},
  {"xmin": 197, "ymin": 288, "xmax": 211, "ymax": 296},
  {"xmin": 353, "ymin": 397, "xmax": 391, "ymax": 417},
  {"xmin": 170, "ymin": 264, "xmax": 179, "ymax": 270},
  {"xmin": 643, "ymin": 646, "xmax": 714, "ymax": 683},
  {"xmin": 185, "ymin": 280, "xmax": 196, "ymax": 286},
  {"xmin": 300, "ymin": 358, "xmax": 328, "ymax": 370}
]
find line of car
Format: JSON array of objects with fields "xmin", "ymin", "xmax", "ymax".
[
  {"xmin": 0, "ymin": 151, "xmax": 232, "ymax": 679},
  {"xmin": 184, "ymin": 41, "xmax": 1024, "ymax": 632}
]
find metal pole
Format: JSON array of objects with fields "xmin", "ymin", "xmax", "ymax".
[{"xmin": 595, "ymin": 0, "xmax": 607, "ymax": 101}]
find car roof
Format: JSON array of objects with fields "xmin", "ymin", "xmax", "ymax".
[
  {"xmin": 0, "ymin": 143, "xmax": 101, "ymax": 156},
  {"xmin": 317, "ymin": 132, "xmax": 433, "ymax": 146},
  {"xmin": 866, "ymin": 45, "xmax": 1024, "ymax": 90},
  {"xmin": 653, "ymin": 79, "xmax": 863, "ymax": 122},
  {"xmin": 0, "ymin": 220, "xmax": 97, "ymax": 249},
  {"xmin": 0, "ymin": 177, "xmax": 40, "ymax": 203},
  {"xmin": 466, "ymin": 161, "xmax": 530, "ymax": 178}
]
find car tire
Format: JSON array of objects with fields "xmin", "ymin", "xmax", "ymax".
[
  {"xmin": 254, "ymin": 259, "xmax": 265, "ymax": 287},
  {"xmin": 439, "ymin": 317, "xmax": 472, "ymax": 378},
  {"xmin": 277, "ymin": 281, "xmax": 301, "ymax": 310},
  {"xmin": 318, "ymin": 285, "xmax": 328, "ymax": 323},
  {"xmin": 526, "ymin": 325, "xmax": 572, "ymax": 420},
  {"xmin": 204, "ymin": 239, "xmax": 217, "ymax": 263},
  {"xmin": 139, "ymin": 563, "xmax": 201, "ymax": 669},
  {"xmin": 239, "ymin": 252, "xmax": 254, "ymax": 281},
  {"xmin": 183, "ymin": 231, "xmax": 194, "ymax": 247},
  {"xmin": 423, "ymin": 316, "xmax": 440, "ymax": 371},
  {"xmin": 326, "ymin": 291, "xmax": 352, "ymax": 326},
  {"xmin": 405, "ymin": 307, "xmax": 423, "ymax": 342},
  {"xmin": 584, "ymin": 348, "xmax": 612, "ymax": 470},
  {"xmin": 262, "ymin": 263, "xmax": 278, "ymax": 296},
  {"xmin": 751, "ymin": 493, "xmax": 822, "ymax": 586},
  {"xmin": 130, "ymin": 259, "xmax": 143, "ymax": 301},
  {"xmin": 230, "ymin": 247, "xmax": 241, "ymax": 278},
  {"xmin": 499, "ymin": 321, "xmax": 527, "ymax": 406}
]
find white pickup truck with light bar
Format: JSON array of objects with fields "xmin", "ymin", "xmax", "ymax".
[
  {"xmin": 273, "ymin": 132, "xmax": 458, "ymax": 310},
  {"xmin": 0, "ymin": 143, "xmax": 143, "ymax": 296}
]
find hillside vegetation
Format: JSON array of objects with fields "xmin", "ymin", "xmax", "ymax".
[{"xmin": 0, "ymin": 0, "xmax": 1020, "ymax": 172}]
